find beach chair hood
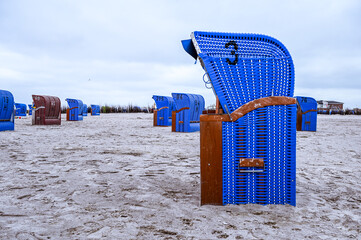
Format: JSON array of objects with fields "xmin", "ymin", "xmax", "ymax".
[{"xmin": 0, "ymin": 90, "xmax": 15, "ymax": 131}]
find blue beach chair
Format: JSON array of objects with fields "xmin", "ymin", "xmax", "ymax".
[
  {"xmin": 91, "ymin": 104, "xmax": 100, "ymax": 116},
  {"xmin": 183, "ymin": 31, "xmax": 297, "ymax": 206},
  {"xmin": 295, "ymin": 96, "xmax": 317, "ymax": 131},
  {"xmin": 83, "ymin": 104, "xmax": 88, "ymax": 116},
  {"xmin": 152, "ymin": 95, "xmax": 176, "ymax": 126},
  {"xmin": 66, "ymin": 98, "xmax": 83, "ymax": 121},
  {"xmin": 15, "ymin": 103, "xmax": 27, "ymax": 117},
  {"xmin": 28, "ymin": 104, "xmax": 34, "ymax": 115},
  {"xmin": 171, "ymin": 93, "xmax": 205, "ymax": 132},
  {"xmin": 0, "ymin": 90, "xmax": 15, "ymax": 131}
]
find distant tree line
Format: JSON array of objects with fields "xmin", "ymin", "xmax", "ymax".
[
  {"xmin": 341, "ymin": 108, "xmax": 361, "ymax": 115},
  {"xmin": 318, "ymin": 108, "xmax": 361, "ymax": 115},
  {"xmin": 61, "ymin": 104, "xmax": 153, "ymax": 114},
  {"xmin": 60, "ymin": 104, "xmax": 361, "ymax": 115}
]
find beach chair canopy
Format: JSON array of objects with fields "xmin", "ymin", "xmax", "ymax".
[
  {"xmin": 152, "ymin": 95, "xmax": 176, "ymax": 126},
  {"xmin": 172, "ymin": 93, "xmax": 205, "ymax": 122},
  {"xmin": 152, "ymin": 96, "xmax": 176, "ymax": 115},
  {"xmin": 0, "ymin": 89, "xmax": 15, "ymax": 131},
  {"xmin": 28, "ymin": 104, "xmax": 33, "ymax": 115},
  {"xmin": 296, "ymin": 96, "xmax": 317, "ymax": 113},
  {"xmin": 32, "ymin": 95, "xmax": 61, "ymax": 125},
  {"xmin": 83, "ymin": 104, "xmax": 88, "ymax": 116},
  {"xmin": 66, "ymin": 98, "xmax": 83, "ymax": 114},
  {"xmin": 183, "ymin": 31, "xmax": 294, "ymax": 114},
  {"xmin": 15, "ymin": 103, "xmax": 27, "ymax": 116},
  {"xmin": 66, "ymin": 98, "xmax": 83, "ymax": 121}
]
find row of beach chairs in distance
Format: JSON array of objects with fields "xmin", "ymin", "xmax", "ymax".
[
  {"xmin": 152, "ymin": 93, "xmax": 205, "ymax": 132},
  {"xmin": 0, "ymin": 90, "xmax": 101, "ymax": 131},
  {"xmin": 65, "ymin": 98, "xmax": 100, "ymax": 121},
  {"xmin": 152, "ymin": 92, "xmax": 317, "ymax": 133}
]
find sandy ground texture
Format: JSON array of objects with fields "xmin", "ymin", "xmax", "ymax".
[{"xmin": 0, "ymin": 113, "xmax": 360, "ymax": 239}]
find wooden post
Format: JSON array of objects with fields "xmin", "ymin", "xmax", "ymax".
[
  {"xmin": 153, "ymin": 110, "xmax": 158, "ymax": 126},
  {"xmin": 200, "ymin": 115, "xmax": 230, "ymax": 205}
]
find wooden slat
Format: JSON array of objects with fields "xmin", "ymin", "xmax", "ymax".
[
  {"xmin": 302, "ymin": 109, "xmax": 317, "ymax": 114},
  {"xmin": 172, "ymin": 111, "xmax": 176, "ymax": 132},
  {"xmin": 153, "ymin": 110, "xmax": 158, "ymax": 126},
  {"xmin": 239, "ymin": 158, "xmax": 264, "ymax": 167},
  {"xmin": 200, "ymin": 115, "xmax": 223, "ymax": 205},
  {"xmin": 157, "ymin": 106, "xmax": 168, "ymax": 111},
  {"xmin": 230, "ymin": 96, "xmax": 296, "ymax": 122},
  {"xmin": 297, "ymin": 106, "xmax": 303, "ymax": 131}
]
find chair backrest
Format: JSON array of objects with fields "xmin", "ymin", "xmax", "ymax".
[
  {"xmin": 32, "ymin": 95, "xmax": 61, "ymax": 119},
  {"xmin": 152, "ymin": 95, "xmax": 176, "ymax": 117},
  {"xmin": 172, "ymin": 93, "xmax": 205, "ymax": 121},
  {"xmin": 77, "ymin": 100, "xmax": 84, "ymax": 116},
  {"xmin": 15, "ymin": 103, "xmax": 27, "ymax": 116},
  {"xmin": 183, "ymin": 31, "xmax": 295, "ymax": 113},
  {"xmin": 66, "ymin": 98, "xmax": 78, "ymax": 109},
  {"xmin": 295, "ymin": 96, "xmax": 317, "ymax": 131},
  {"xmin": 28, "ymin": 104, "xmax": 33, "ymax": 115},
  {"xmin": 0, "ymin": 90, "xmax": 14, "ymax": 121},
  {"xmin": 83, "ymin": 104, "xmax": 88, "ymax": 116},
  {"xmin": 295, "ymin": 96, "xmax": 317, "ymax": 113},
  {"xmin": 66, "ymin": 98, "xmax": 83, "ymax": 115},
  {"xmin": 66, "ymin": 98, "xmax": 84, "ymax": 120}
]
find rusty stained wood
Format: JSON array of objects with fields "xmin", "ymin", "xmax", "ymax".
[
  {"xmin": 297, "ymin": 105, "xmax": 303, "ymax": 131},
  {"xmin": 239, "ymin": 158, "xmax": 264, "ymax": 168},
  {"xmin": 201, "ymin": 96, "xmax": 296, "ymax": 123},
  {"xmin": 215, "ymin": 96, "xmax": 224, "ymax": 114},
  {"xmin": 171, "ymin": 111, "xmax": 176, "ymax": 132},
  {"xmin": 153, "ymin": 110, "xmax": 158, "ymax": 126},
  {"xmin": 230, "ymin": 96, "xmax": 296, "ymax": 122}
]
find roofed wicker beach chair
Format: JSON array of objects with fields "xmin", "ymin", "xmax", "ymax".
[
  {"xmin": 171, "ymin": 93, "xmax": 205, "ymax": 132},
  {"xmin": 152, "ymin": 95, "xmax": 176, "ymax": 126},
  {"xmin": 183, "ymin": 31, "xmax": 297, "ymax": 206},
  {"xmin": 0, "ymin": 90, "xmax": 15, "ymax": 131},
  {"xmin": 91, "ymin": 104, "xmax": 100, "ymax": 116},
  {"xmin": 32, "ymin": 95, "xmax": 61, "ymax": 125},
  {"xmin": 15, "ymin": 103, "xmax": 27, "ymax": 117},
  {"xmin": 295, "ymin": 96, "xmax": 317, "ymax": 131},
  {"xmin": 66, "ymin": 98, "xmax": 84, "ymax": 121}
]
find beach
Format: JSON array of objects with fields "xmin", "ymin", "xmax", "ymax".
[{"xmin": 0, "ymin": 113, "xmax": 360, "ymax": 239}]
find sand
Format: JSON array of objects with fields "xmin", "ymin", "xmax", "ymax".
[{"xmin": 0, "ymin": 113, "xmax": 360, "ymax": 239}]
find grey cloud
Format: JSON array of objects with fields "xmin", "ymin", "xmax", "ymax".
[{"xmin": 0, "ymin": 0, "xmax": 360, "ymax": 108}]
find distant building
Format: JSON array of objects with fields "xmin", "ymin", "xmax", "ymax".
[{"xmin": 317, "ymin": 100, "xmax": 344, "ymax": 113}]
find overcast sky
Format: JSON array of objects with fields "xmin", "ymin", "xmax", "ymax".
[{"xmin": 1, "ymin": 0, "xmax": 360, "ymax": 109}]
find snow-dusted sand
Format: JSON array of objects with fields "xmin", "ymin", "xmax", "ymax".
[{"xmin": 0, "ymin": 113, "xmax": 360, "ymax": 239}]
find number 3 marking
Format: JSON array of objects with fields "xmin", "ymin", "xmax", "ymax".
[{"xmin": 225, "ymin": 41, "xmax": 238, "ymax": 65}]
